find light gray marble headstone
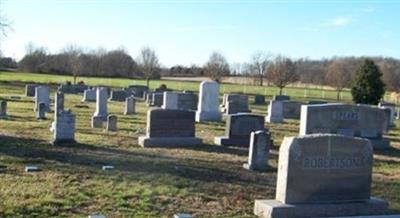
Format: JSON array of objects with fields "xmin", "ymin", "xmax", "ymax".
[
  {"xmin": 53, "ymin": 109, "xmax": 76, "ymax": 145},
  {"xmin": 162, "ymin": 91, "xmax": 179, "ymax": 110},
  {"xmin": 266, "ymin": 100, "xmax": 283, "ymax": 123},
  {"xmin": 106, "ymin": 115, "xmax": 117, "ymax": 132},
  {"xmin": 34, "ymin": 86, "xmax": 50, "ymax": 112},
  {"xmin": 196, "ymin": 81, "xmax": 221, "ymax": 122},
  {"xmin": 37, "ymin": 102, "xmax": 46, "ymax": 119},
  {"xmin": 243, "ymin": 130, "xmax": 272, "ymax": 171},
  {"xmin": 124, "ymin": 96, "xmax": 136, "ymax": 115},
  {"xmin": 93, "ymin": 87, "xmax": 108, "ymax": 119}
]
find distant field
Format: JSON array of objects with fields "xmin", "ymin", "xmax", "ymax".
[
  {"xmin": 0, "ymin": 71, "xmax": 356, "ymax": 102},
  {"xmin": 0, "ymin": 71, "xmax": 399, "ymax": 217}
]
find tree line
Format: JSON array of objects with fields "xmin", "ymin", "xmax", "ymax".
[{"xmin": 1, "ymin": 44, "xmax": 400, "ymax": 95}]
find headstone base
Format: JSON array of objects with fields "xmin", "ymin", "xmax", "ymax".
[
  {"xmin": 369, "ymin": 138, "xmax": 390, "ymax": 150},
  {"xmin": 196, "ymin": 111, "xmax": 222, "ymax": 122},
  {"xmin": 214, "ymin": 136, "xmax": 249, "ymax": 146},
  {"xmin": 52, "ymin": 139, "xmax": 76, "ymax": 146},
  {"xmin": 138, "ymin": 136, "xmax": 203, "ymax": 147},
  {"xmin": 243, "ymin": 163, "xmax": 270, "ymax": 171},
  {"xmin": 254, "ymin": 198, "xmax": 388, "ymax": 218},
  {"xmin": 265, "ymin": 115, "xmax": 283, "ymax": 123}
]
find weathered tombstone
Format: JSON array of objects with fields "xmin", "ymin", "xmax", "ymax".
[
  {"xmin": 162, "ymin": 92, "xmax": 179, "ymax": 110},
  {"xmin": 196, "ymin": 81, "xmax": 221, "ymax": 122},
  {"xmin": 138, "ymin": 109, "xmax": 202, "ymax": 147},
  {"xmin": 225, "ymin": 95, "xmax": 250, "ymax": 115},
  {"xmin": 243, "ymin": 130, "xmax": 272, "ymax": 171},
  {"xmin": 92, "ymin": 87, "xmax": 108, "ymax": 120},
  {"xmin": 254, "ymin": 134, "xmax": 389, "ymax": 218},
  {"xmin": 282, "ymin": 100, "xmax": 303, "ymax": 119},
  {"xmin": 0, "ymin": 100, "xmax": 7, "ymax": 118},
  {"xmin": 254, "ymin": 95, "xmax": 266, "ymax": 105},
  {"xmin": 106, "ymin": 115, "xmax": 117, "ymax": 132},
  {"xmin": 126, "ymin": 85, "xmax": 149, "ymax": 99},
  {"xmin": 34, "ymin": 86, "xmax": 50, "ymax": 112},
  {"xmin": 25, "ymin": 84, "xmax": 38, "ymax": 97},
  {"xmin": 36, "ymin": 102, "xmax": 46, "ymax": 119},
  {"xmin": 379, "ymin": 102, "xmax": 396, "ymax": 127},
  {"xmin": 177, "ymin": 92, "xmax": 197, "ymax": 111},
  {"xmin": 152, "ymin": 92, "xmax": 164, "ymax": 107},
  {"xmin": 266, "ymin": 100, "xmax": 283, "ymax": 123},
  {"xmin": 54, "ymin": 91, "xmax": 64, "ymax": 114},
  {"xmin": 124, "ymin": 96, "xmax": 136, "ymax": 115},
  {"xmin": 273, "ymin": 95, "xmax": 290, "ymax": 101},
  {"xmin": 109, "ymin": 89, "xmax": 127, "ymax": 102},
  {"xmin": 215, "ymin": 113, "xmax": 265, "ymax": 146},
  {"xmin": 58, "ymin": 84, "xmax": 88, "ymax": 94},
  {"xmin": 82, "ymin": 88, "xmax": 97, "ymax": 102},
  {"xmin": 91, "ymin": 116, "xmax": 103, "ymax": 128},
  {"xmin": 52, "ymin": 109, "xmax": 76, "ymax": 145},
  {"xmin": 300, "ymin": 103, "xmax": 390, "ymax": 149}
]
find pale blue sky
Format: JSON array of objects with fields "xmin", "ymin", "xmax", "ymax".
[{"xmin": 1, "ymin": 0, "xmax": 399, "ymax": 67}]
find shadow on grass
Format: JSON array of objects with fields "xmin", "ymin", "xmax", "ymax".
[{"xmin": 375, "ymin": 146, "xmax": 400, "ymax": 159}]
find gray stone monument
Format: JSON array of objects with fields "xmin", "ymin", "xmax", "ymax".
[
  {"xmin": 34, "ymin": 86, "xmax": 50, "ymax": 112},
  {"xmin": 243, "ymin": 130, "xmax": 272, "ymax": 171},
  {"xmin": 91, "ymin": 116, "xmax": 103, "ymax": 128},
  {"xmin": 106, "ymin": 115, "xmax": 117, "ymax": 132},
  {"xmin": 254, "ymin": 134, "xmax": 388, "ymax": 218},
  {"xmin": 272, "ymin": 95, "xmax": 290, "ymax": 101},
  {"xmin": 25, "ymin": 84, "xmax": 38, "ymax": 97},
  {"xmin": 196, "ymin": 81, "xmax": 221, "ymax": 122},
  {"xmin": 138, "ymin": 109, "xmax": 202, "ymax": 147},
  {"xmin": 300, "ymin": 103, "xmax": 390, "ymax": 149},
  {"xmin": 37, "ymin": 102, "xmax": 46, "ymax": 119},
  {"xmin": 177, "ymin": 92, "xmax": 197, "ymax": 111},
  {"xmin": 52, "ymin": 109, "xmax": 76, "ymax": 145},
  {"xmin": 215, "ymin": 113, "xmax": 265, "ymax": 146},
  {"xmin": 92, "ymin": 87, "xmax": 108, "ymax": 120},
  {"xmin": 254, "ymin": 95, "xmax": 266, "ymax": 105},
  {"xmin": 109, "ymin": 89, "xmax": 127, "ymax": 102},
  {"xmin": 54, "ymin": 91, "xmax": 64, "ymax": 114},
  {"xmin": 82, "ymin": 88, "xmax": 97, "ymax": 102},
  {"xmin": 152, "ymin": 92, "xmax": 164, "ymax": 107},
  {"xmin": 266, "ymin": 100, "xmax": 283, "ymax": 123},
  {"xmin": 282, "ymin": 100, "xmax": 303, "ymax": 120},
  {"xmin": 379, "ymin": 102, "xmax": 396, "ymax": 127},
  {"xmin": 0, "ymin": 100, "xmax": 7, "ymax": 118},
  {"xmin": 124, "ymin": 96, "xmax": 136, "ymax": 115},
  {"xmin": 225, "ymin": 95, "xmax": 250, "ymax": 115},
  {"xmin": 162, "ymin": 92, "xmax": 179, "ymax": 110}
]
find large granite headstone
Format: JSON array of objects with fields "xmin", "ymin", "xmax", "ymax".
[
  {"xmin": 254, "ymin": 95, "xmax": 266, "ymax": 105},
  {"xmin": 152, "ymin": 92, "xmax": 164, "ymax": 107},
  {"xmin": 124, "ymin": 96, "xmax": 135, "ymax": 115},
  {"xmin": 254, "ymin": 134, "xmax": 388, "ymax": 218},
  {"xmin": 196, "ymin": 81, "xmax": 221, "ymax": 122},
  {"xmin": 300, "ymin": 103, "xmax": 390, "ymax": 149},
  {"xmin": 215, "ymin": 113, "xmax": 265, "ymax": 146},
  {"xmin": 266, "ymin": 100, "xmax": 283, "ymax": 123},
  {"xmin": 82, "ymin": 88, "xmax": 97, "ymax": 102},
  {"xmin": 243, "ymin": 130, "xmax": 272, "ymax": 171},
  {"xmin": 126, "ymin": 85, "xmax": 149, "ymax": 99},
  {"xmin": 52, "ymin": 109, "xmax": 76, "ymax": 145},
  {"xmin": 282, "ymin": 100, "xmax": 303, "ymax": 119},
  {"xmin": 225, "ymin": 95, "xmax": 250, "ymax": 115},
  {"xmin": 177, "ymin": 92, "xmax": 197, "ymax": 111},
  {"xmin": 109, "ymin": 89, "xmax": 127, "ymax": 102},
  {"xmin": 138, "ymin": 109, "xmax": 203, "ymax": 147},
  {"xmin": 34, "ymin": 86, "xmax": 50, "ymax": 112}
]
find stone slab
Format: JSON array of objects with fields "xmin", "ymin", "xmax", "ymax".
[
  {"xmin": 138, "ymin": 136, "xmax": 203, "ymax": 147},
  {"xmin": 254, "ymin": 198, "xmax": 388, "ymax": 218}
]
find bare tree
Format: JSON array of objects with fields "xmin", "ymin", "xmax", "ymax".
[
  {"xmin": 267, "ymin": 56, "xmax": 297, "ymax": 95},
  {"xmin": 205, "ymin": 52, "xmax": 230, "ymax": 82},
  {"xmin": 137, "ymin": 47, "xmax": 160, "ymax": 87},
  {"xmin": 62, "ymin": 44, "xmax": 82, "ymax": 84},
  {"xmin": 325, "ymin": 60, "xmax": 352, "ymax": 100},
  {"xmin": 249, "ymin": 51, "xmax": 271, "ymax": 86}
]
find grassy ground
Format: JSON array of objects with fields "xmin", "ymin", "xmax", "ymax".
[{"xmin": 0, "ymin": 73, "xmax": 399, "ymax": 217}]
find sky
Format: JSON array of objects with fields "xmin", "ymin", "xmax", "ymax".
[{"xmin": 0, "ymin": 0, "xmax": 399, "ymax": 67}]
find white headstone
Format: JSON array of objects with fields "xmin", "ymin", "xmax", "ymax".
[
  {"xmin": 34, "ymin": 86, "xmax": 50, "ymax": 112},
  {"xmin": 124, "ymin": 96, "xmax": 136, "ymax": 115},
  {"xmin": 162, "ymin": 91, "xmax": 179, "ymax": 110},
  {"xmin": 93, "ymin": 87, "xmax": 108, "ymax": 119},
  {"xmin": 195, "ymin": 81, "xmax": 221, "ymax": 122}
]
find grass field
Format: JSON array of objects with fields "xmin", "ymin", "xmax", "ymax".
[{"xmin": 0, "ymin": 71, "xmax": 399, "ymax": 217}]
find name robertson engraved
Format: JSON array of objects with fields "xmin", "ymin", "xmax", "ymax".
[{"xmin": 302, "ymin": 156, "xmax": 368, "ymax": 170}]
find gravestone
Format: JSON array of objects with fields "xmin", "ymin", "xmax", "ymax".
[
  {"xmin": 138, "ymin": 109, "xmax": 202, "ymax": 147},
  {"xmin": 37, "ymin": 102, "xmax": 46, "ymax": 119},
  {"xmin": 124, "ymin": 96, "xmax": 136, "ymax": 115},
  {"xmin": 243, "ymin": 130, "xmax": 272, "ymax": 171},
  {"xmin": 225, "ymin": 95, "xmax": 250, "ymax": 115},
  {"xmin": 379, "ymin": 102, "xmax": 396, "ymax": 127},
  {"xmin": 82, "ymin": 88, "xmax": 97, "ymax": 102},
  {"xmin": 52, "ymin": 109, "xmax": 76, "ymax": 145},
  {"xmin": 282, "ymin": 100, "xmax": 303, "ymax": 119},
  {"xmin": 215, "ymin": 113, "xmax": 265, "ymax": 146},
  {"xmin": 0, "ymin": 100, "xmax": 7, "ymax": 118},
  {"xmin": 300, "ymin": 103, "xmax": 390, "ymax": 149},
  {"xmin": 254, "ymin": 134, "xmax": 388, "ymax": 218},
  {"xmin": 106, "ymin": 115, "xmax": 117, "ymax": 132},
  {"xmin": 92, "ymin": 87, "xmax": 108, "ymax": 120},
  {"xmin": 152, "ymin": 92, "xmax": 164, "ymax": 107},
  {"xmin": 54, "ymin": 91, "xmax": 64, "ymax": 114},
  {"xmin": 91, "ymin": 116, "xmax": 103, "ymax": 128},
  {"xmin": 58, "ymin": 84, "xmax": 87, "ymax": 94},
  {"xmin": 109, "ymin": 89, "xmax": 127, "ymax": 102},
  {"xmin": 126, "ymin": 85, "xmax": 149, "ymax": 99},
  {"xmin": 196, "ymin": 81, "xmax": 221, "ymax": 122},
  {"xmin": 162, "ymin": 92, "xmax": 179, "ymax": 109},
  {"xmin": 25, "ymin": 84, "xmax": 38, "ymax": 97},
  {"xmin": 254, "ymin": 95, "xmax": 266, "ymax": 105},
  {"xmin": 146, "ymin": 92, "xmax": 153, "ymax": 105},
  {"xmin": 177, "ymin": 92, "xmax": 197, "ymax": 111},
  {"xmin": 34, "ymin": 86, "xmax": 50, "ymax": 112},
  {"xmin": 266, "ymin": 100, "xmax": 283, "ymax": 123},
  {"xmin": 273, "ymin": 95, "xmax": 290, "ymax": 101}
]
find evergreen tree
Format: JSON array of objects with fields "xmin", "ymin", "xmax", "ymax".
[{"xmin": 351, "ymin": 59, "xmax": 385, "ymax": 105}]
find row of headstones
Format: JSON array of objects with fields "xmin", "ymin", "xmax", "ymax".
[{"xmin": 81, "ymin": 85, "xmax": 149, "ymax": 102}]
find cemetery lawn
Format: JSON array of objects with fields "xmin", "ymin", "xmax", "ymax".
[{"xmin": 0, "ymin": 72, "xmax": 399, "ymax": 217}]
